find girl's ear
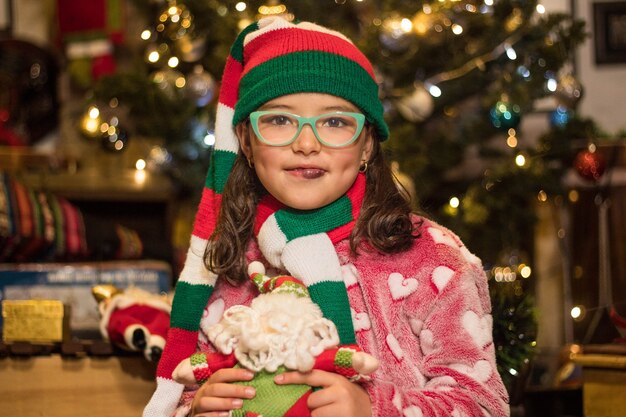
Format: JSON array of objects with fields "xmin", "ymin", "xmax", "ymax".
[
  {"xmin": 236, "ymin": 123, "xmax": 252, "ymax": 159},
  {"xmin": 361, "ymin": 129, "xmax": 375, "ymax": 162}
]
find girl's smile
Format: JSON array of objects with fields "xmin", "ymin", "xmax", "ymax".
[{"xmin": 285, "ymin": 166, "xmax": 326, "ymax": 179}]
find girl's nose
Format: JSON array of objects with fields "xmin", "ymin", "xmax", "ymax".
[{"xmin": 291, "ymin": 123, "xmax": 321, "ymax": 154}]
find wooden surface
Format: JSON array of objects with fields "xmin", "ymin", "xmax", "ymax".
[
  {"xmin": 0, "ymin": 355, "xmax": 157, "ymax": 417},
  {"xmin": 573, "ymin": 351, "xmax": 626, "ymax": 417}
]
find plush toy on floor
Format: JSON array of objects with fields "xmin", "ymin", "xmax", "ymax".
[
  {"xmin": 172, "ymin": 262, "xmax": 378, "ymax": 417},
  {"xmin": 93, "ymin": 285, "xmax": 171, "ymax": 362}
]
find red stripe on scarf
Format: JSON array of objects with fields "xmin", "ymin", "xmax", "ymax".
[
  {"xmin": 242, "ymin": 27, "xmax": 376, "ymax": 79},
  {"xmin": 327, "ymin": 173, "xmax": 365, "ymax": 244},
  {"xmin": 218, "ymin": 56, "xmax": 243, "ymax": 109},
  {"xmin": 192, "ymin": 187, "xmax": 222, "ymax": 240},
  {"xmin": 156, "ymin": 327, "xmax": 201, "ymax": 378},
  {"xmin": 253, "ymin": 193, "xmax": 284, "ymax": 236}
]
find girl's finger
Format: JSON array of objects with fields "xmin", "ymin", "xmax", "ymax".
[
  {"xmin": 195, "ymin": 395, "xmax": 244, "ymax": 412},
  {"xmin": 201, "ymin": 382, "xmax": 256, "ymax": 400},
  {"xmin": 209, "ymin": 368, "xmax": 255, "ymax": 383},
  {"xmin": 274, "ymin": 370, "xmax": 337, "ymax": 388}
]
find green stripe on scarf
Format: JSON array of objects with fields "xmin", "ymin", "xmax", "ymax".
[
  {"xmin": 308, "ymin": 281, "xmax": 356, "ymax": 344},
  {"xmin": 274, "ymin": 195, "xmax": 352, "ymax": 242},
  {"xmin": 205, "ymin": 150, "xmax": 237, "ymax": 194},
  {"xmin": 170, "ymin": 281, "xmax": 213, "ymax": 331}
]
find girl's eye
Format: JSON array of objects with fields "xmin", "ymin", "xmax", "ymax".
[
  {"xmin": 269, "ymin": 115, "xmax": 293, "ymax": 125},
  {"xmin": 322, "ymin": 117, "xmax": 349, "ymax": 128}
]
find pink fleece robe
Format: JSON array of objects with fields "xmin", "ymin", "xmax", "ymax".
[{"xmin": 175, "ymin": 216, "xmax": 510, "ymax": 417}]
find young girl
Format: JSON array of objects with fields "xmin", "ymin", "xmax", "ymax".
[{"xmin": 145, "ymin": 16, "xmax": 509, "ymax": 417}]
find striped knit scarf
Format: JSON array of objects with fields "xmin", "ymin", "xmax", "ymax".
[{"xmin": 143, "ymin": 16, "xmax": 384, "ymax": 416}]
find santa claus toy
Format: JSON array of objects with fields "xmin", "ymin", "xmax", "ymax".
[
  {"xmin": 172, "ymin": 261, "xmax": 378, "ymax": 416},
  {"xmin": 93, "ymin": 285, "xmax": 171, "ymax": 362}
]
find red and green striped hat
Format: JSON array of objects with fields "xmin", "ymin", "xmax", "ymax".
[{"xmin": 221, "ymin": 17, "xmax": 389, "ymax": 140}]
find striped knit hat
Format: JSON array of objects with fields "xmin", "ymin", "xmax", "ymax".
[{"xmin": 144, "ymin": 16, "xmax": 383, "ymax": 417}]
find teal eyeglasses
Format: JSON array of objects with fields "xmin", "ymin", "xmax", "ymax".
[{"xmin": 249, "ymin": 111, "xmax": 366, "ymax": 148}]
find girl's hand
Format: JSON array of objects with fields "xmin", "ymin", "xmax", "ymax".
[
  {"xmin": 274, "ymin": 369, "xmax": 372, "ymax": 417},
  {"xmin": 190, "ymin": 368, "xmax": 256, "ymax": 417}
]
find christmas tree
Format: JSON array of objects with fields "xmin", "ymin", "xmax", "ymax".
[{"xmin": 65, "ymin": 0, "xmax": 593, "ymax": 395}]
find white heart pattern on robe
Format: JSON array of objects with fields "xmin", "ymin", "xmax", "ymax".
[
  {"xmin": 386, "ymin": 333, "xmax": 404, "ymax": 361},
  {"xmin": 392, "ymin": 388, "xmax": 403, "ymax": 411},
  {"xmin": 428, "ymin": 227, "xmax": 458, "ymax": 248},
  {"xmin": 460, "ymin": 246, "xmax": 481, "ymax": 265},
  {"xmin": 461, "ymin": 310, "xmax": 493, "ymax": 348},
  {"xmin": 200, "ymin": 298, "xmax": 225, "ymax": 332},
  {"xmin": 351, "ymin": 308, "xmax": 371, "ymax": 332},
  {"xmin": 403, "ymin": 406, "xmax": 424, "ymax": 417},
  {"xmin": 388, "ymin": 272, "xmax": 418, "ymax": 300},
  {"xmin": 450, "ymin": 359, "xmax": 492, "ymax": 383},
  {"xmin": 432, "ymin": 266, "xmax": 455, "ymax": 293}
]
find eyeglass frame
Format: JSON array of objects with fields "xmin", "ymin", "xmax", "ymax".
[{"xmin": 248, "ymin": 110, "xmax": 367, "ymax": 148}]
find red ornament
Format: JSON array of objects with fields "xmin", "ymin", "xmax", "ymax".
[{"xmin": 574, "ymin": 149, "xmax": 606, "ymax": 182}]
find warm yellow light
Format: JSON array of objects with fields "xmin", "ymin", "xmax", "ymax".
[
  {"xmin": 259, "ymin": 4, "xmax": 287, "ymax": 15},
  {"xmin": 400, "ymin": 18, "xmax": 413, "ymax": 33},
  {"xmin": 449, "ymin": 197, "xmax": 460, "ymax": 208},
  {"xmin": 515, "ymin": 154, "xmax": 526, "ymax": 167},
  {"xmin": 168, "ymin": 56, "xmax": 179, "ymax": 68},
  {"xmin": 568, "ymin": 189, "xmax": 579, "ymax": 203},
  {"xmin": 83, "ymin": 118, "xmax": 99, "ymax": 134},
  {"xmin": 451, "ymin": 24, "xmax": 463, "ymax": 35},
  {"xmin": 148, "ymin": 51, "xmax": 160, "ymax": 63},
  {"xmin": 519, "ymin": 265, "xmax": 531, "ymax": 278},
  {"xmin": 134, "ymin": 169, "xmax": 147, "ymax": 184},
  {"xmin": 88, "ymin": 106, "xmax": 100, "ymax": 119},
  {"xmin": 571, "ymin": 306, "xmax": 585, "ymax": 320},
  {"xmin": 506, "ymin": 135, "xmax": 518, "ymax": 148},
  {"xmin": 536, "ymin": 4, "xmax": 546, "ymax": 14},
  {"xmin": 136, "ymin": 159, "xmax": 147, "ymax": 171},
  {"xmin": 235, "ymin": 2, "xmax": 247, "ymax": 12},
  {"xmin": 175, "ymin": 76, "xmax": 186, "ymax": 88},
  {"xmin": 141, "ymin": 30, "xmax": 151, "ymax": 40},
  {"xmin": 537, "ymin": 190, "xmax": 547, "ymax": 202}
]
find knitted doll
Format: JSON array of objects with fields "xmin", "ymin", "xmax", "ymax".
[
  {"xmin": 171, "ymin": 262, "xmax": 378, "ymax": 417},
  {"xmin": 93, "ymin": 284, "xmax": 171, "ymax": 362}
]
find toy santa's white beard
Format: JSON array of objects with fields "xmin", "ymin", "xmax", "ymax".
[{"xmin": 207, "ymin": 293, "xmax": 340, "ymax": 373}]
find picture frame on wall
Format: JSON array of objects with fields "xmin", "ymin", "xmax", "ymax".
[{"xmin": 594, "ymin": 1, "xmax": 626, "ymax": 64}]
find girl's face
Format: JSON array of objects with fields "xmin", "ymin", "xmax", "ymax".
[{"xmin": 237, "ymin": 93, "xmax": 373, "ymax": 210}]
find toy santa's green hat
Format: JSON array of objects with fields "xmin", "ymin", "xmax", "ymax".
[{"xmin": 144, "ymin": 15, "xmax": 388, "ymax": 417}]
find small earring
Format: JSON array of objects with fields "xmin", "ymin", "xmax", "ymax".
[
  {"xmin": 247, "ymin": 157, "xmax": 254, "ymax": 169},
  {"xmin": 359, "ymin": 160, "xmax": 368, "ymax": 173}
]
